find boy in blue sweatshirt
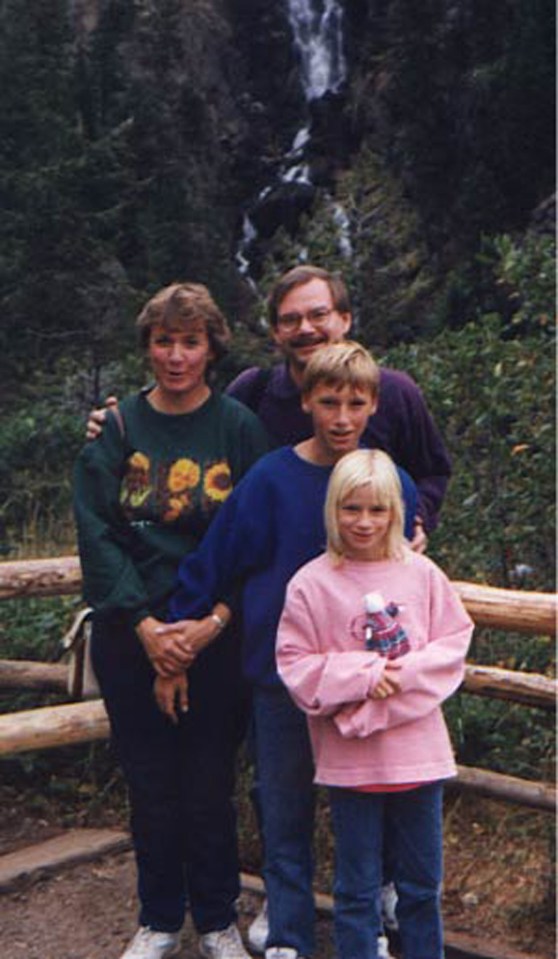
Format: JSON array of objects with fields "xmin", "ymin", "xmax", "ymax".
[{"xmin": 155, "ymin": 342, "xmax": 417, "ymax": 959}]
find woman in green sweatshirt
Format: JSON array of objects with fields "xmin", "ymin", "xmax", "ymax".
[{"xmin": 74, "ymin": 283, "xmax": 268, "ymax": 959}]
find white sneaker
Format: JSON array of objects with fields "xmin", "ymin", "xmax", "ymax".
[
  {"xmin": 247, "ymin": 900, "xmax": 268, "ymax": 953},
  {"xmin": 264, "ymin": 949, "xmax": 298, "ymax": 959},
  {"xmin": 380, "ymin": 881, "xmax": 398, "ymax": 930},
  {"xmin": 119, "ymin": 926, "xmax": 181, "ymax": 959},
  {"xmin": 377, "ymin": 933, "xmax": 395, "ymax": 959},
  {"xmin": 199, "ymin": 922, "xmax": 252, "ymax": 959}
]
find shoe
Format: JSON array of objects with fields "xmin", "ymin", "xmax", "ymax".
[
  {"xmin": 264, "ymin": 950, "xmax": 298, "ymax": 959},
  {"xmin": 119, "ymin": 926, "xmax": 181, "ymax": 959},
  {"xmin": 199, "ymin": 922, "xmax": 252, "ymax": 959},
  {"xmin": 380, "ymin": 881, "xmax": 398, "ymax": 930},
  {"xmin": 377, "ymin": 933, "xmax": 395, "ymax": 959},
  {"xmin": 247, "ymin": 900, "xmax": 268, "ymax": 953}
]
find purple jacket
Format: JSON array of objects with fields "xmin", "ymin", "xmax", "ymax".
[{"xmin": 226, "ymin": 361, "xmax": 451, "ymax": 531}]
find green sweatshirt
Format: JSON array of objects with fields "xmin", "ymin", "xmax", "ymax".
[{"xmin": 73, "ymin": 389, "xmax": 269, "ymax": 625}]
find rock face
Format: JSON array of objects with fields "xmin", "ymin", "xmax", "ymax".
[
  {"xmin": 337, "ymin": 0, "xmax": 556, "ymax": 342},
  {"xmin": 65, "ymin": 0, "xmax": 261, "ymax": 300}
]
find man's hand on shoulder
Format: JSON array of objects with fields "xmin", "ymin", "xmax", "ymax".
[
  {"xmin": 86, "ymin": 395, "xmax": 118, "ymax": 440},
  {"xmin": 410, "ymin": 518, "xmax": 428, "ymax": 554}
]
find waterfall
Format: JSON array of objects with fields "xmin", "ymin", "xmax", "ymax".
[
  {"xmin": 286, "ymin": 0, "xmax": 346, "ymax": 101},
  {"xmin": 235, "ymin": 214, "xmax": 259, "ymax": 290},
  {"xmin": 235, "ymin": 0, "xmax": 351, "ymax": 289},
  {"xmin": 282, "ymin": 0, "xmax": 346, "ymax": 181}
]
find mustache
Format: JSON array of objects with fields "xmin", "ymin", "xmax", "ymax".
[{"xmin": 289, "ymin": 333, "xmax": 327, "ymax": 348}]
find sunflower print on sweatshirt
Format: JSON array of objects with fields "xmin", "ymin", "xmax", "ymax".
[{"xmin": 119, "ymin": 452, "xmax": 233, "ymax": 524}]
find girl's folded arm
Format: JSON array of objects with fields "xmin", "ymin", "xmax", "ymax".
[
  {"xmin": 277, "ymin": 582, "xmax": 385, "ymax": 715},
  {"xmin": 334, "ymin": 570, "xmax": 473, "ymax": 737}
]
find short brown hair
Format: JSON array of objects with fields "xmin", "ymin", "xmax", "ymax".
[
  {"xmin": 136, "ymin": 282, "xmax": 231, "ymax": 361},
  {"xmin": 301, "ymin": 341, "xmax": 380, "ymax": 400},
  {"xmin": 267, "ymin": 265, "xmax": 351, "ymax": 327}
]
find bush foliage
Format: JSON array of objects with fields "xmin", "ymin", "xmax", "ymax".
[{"xmin": 386, "ymin": 316, "xmax": 555, "ymax": 591}]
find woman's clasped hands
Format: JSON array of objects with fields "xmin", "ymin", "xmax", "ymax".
[
  {"xmin": 137, "ymin": 614, "xmax": 227, "ymax": 723},
  {"xmin": 136, "ymin": 616, "xmax": 199, "ymax": 676}
]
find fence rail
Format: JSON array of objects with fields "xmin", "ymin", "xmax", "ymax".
[
  {"xmin": 1, "ymin": 658, "xmax": 554, "ymax": 709},
  {"xmin": 1, "ymin": 557, "xmax": 557, "ymax": 634},
  {"xmin": 0, "ymin": 557, "xmax": 556, "ymax": 813}
]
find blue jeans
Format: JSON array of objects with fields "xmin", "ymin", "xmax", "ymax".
[
  {"xmin": 328, "ymin": 783, "xmax": 444, "ymax": 959},
  {"xmin": 253, "ymin": 685, "xmax": 316, "ymax": 956},
  {"xmin": 92, "ymin": 612, "xmax": 249, "ymax": 934}
]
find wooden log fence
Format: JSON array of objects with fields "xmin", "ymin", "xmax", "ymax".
[
  {"xmin": 0, "ymin": 700, "xmax": 109, "ymax": 756},
  {"xmin": 0, "ymin": 659, "xmax": 68, "ymax": 692},
  {"xmin": 0, "ymin": 556, "xmax": 82, "ymax": 600},
  {"xmin": 452, "ymin": 580, "xmax": 557, "ymax": 636},
  {"xmin": 0, "ymin": 697, "xmax": 554, "ymax": 812},
  {"xmin": 1, "ymin": 558, "xmax": 557, "ymax": 634},
  {"xmin": 0, "ymin": 558, "xmax": 556, "ymax": 813},
  {"xmin": 450, "ymin": 765, "xmax": 556, "ymax": 811},
  {"xmin": 462, "ymin": 663, "xmax": 555, "ymax": 710},
  {"xmin": 1, "ymin": 658, "xmax": 555, "ymax": 710}
]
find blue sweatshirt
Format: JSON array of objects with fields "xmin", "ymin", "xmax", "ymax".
[
  {"xmin": 169, "ymin": 447, "xmax": 417, "ymax": 688},
  {"xmin": 227, "ymin": 361, "xmax": 449, "ymax": 531}
]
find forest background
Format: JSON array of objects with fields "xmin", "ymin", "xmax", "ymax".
[{"xmin": 0, "ymin": 0, "xmax": 555, "ymax": 950}]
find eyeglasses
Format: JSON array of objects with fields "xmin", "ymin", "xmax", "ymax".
[{"xmin": 276, "ymin": 307, "xmax": 334, "ymax": 332}]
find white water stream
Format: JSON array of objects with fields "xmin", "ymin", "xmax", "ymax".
[
  {"xmin": 286, "ymin": 0, "xmax": 346, "ymax": 101},
  {"xmin": 235, "ymin": 0, "xmax": 352, "ymax": 285}
]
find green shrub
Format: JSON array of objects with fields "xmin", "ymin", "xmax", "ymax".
[
  {"xmin": 0, "ymin": 352, "xmax": 145, "ymax": 553},
  {"xmin": 384, "ymin": 316, "xmax": 555, "ymax": 591}
]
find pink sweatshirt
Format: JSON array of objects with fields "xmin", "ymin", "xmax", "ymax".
[{"xmin": 276, "ymin": 550, "xmax": 474, "ymax": 788}]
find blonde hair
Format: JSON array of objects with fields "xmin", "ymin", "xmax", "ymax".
[
  {"xmin": 325, "ymin": 449, "xmax": 408, "ymax": 564},
  {"xmin": 136, "ymin": 282, "xmax": 231, "ymax": 361},
  {"xmin": 301, "ymin": 341, "xmax": 380, "ymax": 400}
]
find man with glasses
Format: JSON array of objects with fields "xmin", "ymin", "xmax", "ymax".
[{"xmin": 228, "ymin": 265, "xmax": 451, "ymax": 551}]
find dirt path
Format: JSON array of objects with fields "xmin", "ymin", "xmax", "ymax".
[
  {"xmin": 0, "ymin": 804, "xmax": 553, "ymax": 959},
  {"xmin": 0, "ymin": 846, "xmax": 337, "ymax": 959},
  {"xmin": 0, "ymin": 838, "xmax": 552, "ymax": 959}
]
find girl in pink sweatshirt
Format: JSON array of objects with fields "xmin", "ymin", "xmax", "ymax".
[{"xmin": 277, "ymin": 449, "xmax": 473, "ymax": 959}]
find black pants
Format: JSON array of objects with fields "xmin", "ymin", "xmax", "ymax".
[{"xmin": 92, "ymin": 613, "xmax": 250, "ymax": 934}]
